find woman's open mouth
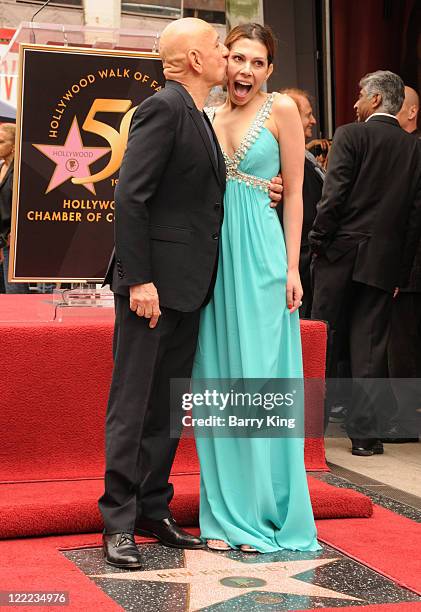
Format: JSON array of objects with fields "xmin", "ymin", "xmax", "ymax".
[{"xmin": 233, "ymin": 81, "xmax": 252, "ymax": 98}]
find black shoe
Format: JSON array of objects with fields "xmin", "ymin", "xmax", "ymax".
[
  {"xmin": 329, "ymin": 405, "xmax": 348, "ymax": 423},
  {"xmin": 351, "ymin": 438, "xmax": 384, "ymax": 456},
  {"xmin": 372, "ymin": 440, "xmax": 384, "ymax": 454},
  {"xmin": 135, "ymin": 516, "xmax": 204, "ymax": 549},
  {"xmin": 103, "ymin": 532, "xmax": 142, "ymax": 569}
]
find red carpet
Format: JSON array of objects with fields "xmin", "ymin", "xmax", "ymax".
[
  {"xmin": 0, "ymin": 296, "xmax": 327, "ymax": 483},
  {"xmin": 0, "ymin": 295, "xmax": 373, "ymax": 540},
  {"xmin": 0, "ymin": 504, "xmax": 420, "ymax": 611},
  {"xmin": 0, "ymin": 475, "xmax": 372, "ymax": 539},
  {"xmin": 317, "ymin": 504, "xmax": 421, "ymax": 597}
]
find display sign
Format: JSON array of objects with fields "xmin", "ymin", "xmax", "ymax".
[
  {"xmin": 0, "ymin": 28, "xmax": 17, "ymax": 109},
  {"xmin": 10, "ymin": 44, "xmax": 164, "ymax": 281}
]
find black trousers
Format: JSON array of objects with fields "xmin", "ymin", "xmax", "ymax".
[
  {"xmin": 98, "ymin": 294, "xmax": 200, "ymax": 533},
  {"xmin": 387, "ymin": 292, "xmax": 421, "ymax": 435},
  {"xmin": 299, "ymin": 244, "xmax": 313, "ymax": 319},
  {"xmin": 389, "ymin": 292, "xmax": 421, "ymax": 378},
  {"xmin": 311, "ymin": 250, "xmax": 394, "ymax": 439}
]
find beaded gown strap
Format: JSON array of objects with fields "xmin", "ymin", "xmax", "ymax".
[
  {"xmin": 225, "ymin": 93, "xmax": 277, "ymax": 191},
  {"xmin": 228, "ymin": 92, "xmax": 276, "ymax": 170},
  {"xmin": 204, "ymin": 107, "xmax": 216, "ymax": 123}
]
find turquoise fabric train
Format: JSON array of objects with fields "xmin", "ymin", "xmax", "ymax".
[{"xmin": 192, "ymin": 93, "xmax": 321, "ymax": 553}]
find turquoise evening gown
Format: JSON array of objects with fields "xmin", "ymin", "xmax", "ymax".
[{"xmin": 192, "ymin": 93, "xmax": 320, "ymax": 553}]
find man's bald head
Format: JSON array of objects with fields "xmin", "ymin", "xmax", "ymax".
[
  {"xmin": 397, "ymin": 85, "xmax": 420, "ymax": 132},
  {"xmin": 404, "ymin": 85, "xmax": 419, "ymax": 108},
  {"xmin": 159, "ymin": 18, "xmax": 217, "ymax": 81}
]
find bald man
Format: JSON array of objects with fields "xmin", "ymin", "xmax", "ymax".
[
  {"xmin": 386, "ymin": 86, "xmax": 421, "ymax": 443},
  {"xmin": 397, "ymin": 86, "xmax": 421, "ymax": 137},
  {"xmin": 98, "ymin": 18, "xmax": 227, "ymax": 569},
  {"xmin": 99, "ymin": 18, "xmax": 281, "ymax": 569}
]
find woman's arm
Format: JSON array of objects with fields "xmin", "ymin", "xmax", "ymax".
[{"xmin": 272, "ymin": 94, "xmax": 305, "ymax": 312}]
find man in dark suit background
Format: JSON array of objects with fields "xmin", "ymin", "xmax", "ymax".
[
  {"xmin": 98, "ymin": 18, "xmax": 229, "ymax": 569},
  {"xmin": 279, "ymin": 89, "xmax": 325, "ymax": 318},
  {"xmin": 386, "ymin": 86, "xmax": 421, "ymax": 442},
  {"xmin": 396, "ymin": 86, "xmax": 421, "ymax": 139},
  {"xmin": 309, "ymin": 71, "xmax": 421, "ymax": 456}
]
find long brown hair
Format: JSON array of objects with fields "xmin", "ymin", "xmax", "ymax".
[{"xmin": 225, "ymin": 23, "xmax": 277, "ymax": 66}]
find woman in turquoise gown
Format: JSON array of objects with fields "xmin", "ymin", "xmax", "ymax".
[{"xmin": 192, "ymin": 23, "xmax": 320, "ymax": 553}]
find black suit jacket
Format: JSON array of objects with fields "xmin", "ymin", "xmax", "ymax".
[
  {"xmin": 309, "ymin": 115, "xmax": 421, "ymax": 292},
  {"xmin": 302, "ymin": 157, "xmax": 324, "ymax": 246},
  {"xmin": 104, "ymin": 80, "xmax": 226, "ymax": 311},
  {"xmin": 276, "ymin": 157, "xmax": 324, "ymax": 245},
  {"xmin": 403, "ymin": 129, "xmax": 421, "ymax": 293}
]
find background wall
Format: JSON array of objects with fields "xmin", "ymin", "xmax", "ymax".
[
  {"xmin": 332, "ymin": 0, "xmax": 418, "ymax": 126},
  {"xmin": 263, "ymin": 0, "xmax": 328, "ymax": 135},
  {"xmin": 2, "ymin": 0, "xmax": 419, "ymax": 132},
  {"xmin": 263, "ymin": 0, "xmax": 318, "ymax": 103}
]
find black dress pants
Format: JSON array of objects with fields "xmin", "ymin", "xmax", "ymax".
[
  {"xmin": 387, "ymin": 292, "xmax": 421, "ymax": 435},
  {"xmin": 389, "ymin": 292, "xmax": 421, "ymax": 378},
  {"xmin": 299, "ymin": 244, "xmax": 313, "ymax": 319},
  {"xmin": 311, "ymin": 250, "xmax": 394, "ymax": 439},
  {"xmin": 98, "ymin": 294, "xmax": 200, "ymax": 534}
]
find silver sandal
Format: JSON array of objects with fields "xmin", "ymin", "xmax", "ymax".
[{"xmin": 207, "ymin": 539, "xmax": 232, "ymax": 551}]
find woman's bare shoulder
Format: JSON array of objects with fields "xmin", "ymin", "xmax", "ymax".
[{"xmin": 271, "ymin": 92, "xmax": 299, "ymax": 119}]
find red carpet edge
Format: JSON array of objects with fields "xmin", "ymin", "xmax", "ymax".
[{"xmin": 0, "ymin": 503, "xmax": 420, "ymax": 611}]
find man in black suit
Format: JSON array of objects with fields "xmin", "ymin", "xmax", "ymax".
[
  {"xmin": 386, "ymin": 86, "xmax": 421, "ymax": 442},
  {"xmin": 280, "ymin": 89, "xmax": 325, "ymax": 318},
  {"xmin": 99, "ymin": 18, "xmax": 282, "ymax": 569},
  {"xmin": 396, "ymin": 86, "xmax": 421, "ymax": 139},
  {"xmin": 98, "ymin": 18, "xmax": 228, "ymax": 569},
  {"xmin": 309, "ymin": 71, "xmax": 421, "ymax": 456}
]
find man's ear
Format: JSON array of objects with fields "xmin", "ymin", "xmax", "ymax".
[
  {"xmin": 187, "ymin": 49, "xmax": 203, "ymax": 74},
  {"xmin": 408, "ymin": 104, "xmax": 418, "ymax": 120},
  {"xmin": 372, "ymin": 92, "xmax": 382, "ymax": 110}
]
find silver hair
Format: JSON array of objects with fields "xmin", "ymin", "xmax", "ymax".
[{"xmin": 359, "ymin": 70, "xmax": 405, "ymax": 115}]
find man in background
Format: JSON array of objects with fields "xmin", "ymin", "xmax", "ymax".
[
  {"xmin": 396, "ymin": 86, "xmax": 421, "ymax": 138},
  {"xmin": 279, "ymin": 88, "xmax": 325, "ymax": 318},
  {"xmin": 386, "ymin": 86, "xmax": 421, "ymax": 442},
  {"xmin": 310, "ymin": 71, "xmax": 421, "ymax": 456}
]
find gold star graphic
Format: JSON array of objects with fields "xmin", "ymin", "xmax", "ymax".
[{"xmin": 92, "ymin": 549, "xmax": 362, "ymax": 611}]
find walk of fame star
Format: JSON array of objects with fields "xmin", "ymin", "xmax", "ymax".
[
  {"xmin": 91, "ymin": 549, "xmax": 361, "ymax": 611},
  {"xmin": 33, "ymin": 117, "xmax": 110, "ymax": 195}
]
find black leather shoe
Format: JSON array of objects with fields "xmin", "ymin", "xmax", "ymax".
[
  {"xmin": 135, "ymin": 516, "xmax": 204, "ymax": 549},
  {"xmin": 372, "ymin": 440, "xmax": 384, "ymax": 453},
  {"xmin": 103, "ymin": 532, "xmax": 142, "ymax": 569},
  {"xmin": 351, "ymin": 438, "xmax": 384, "ymax": 456},
  {"xmin": 329, "ymin": 405, "xmax": 348, "ymax": 423}
]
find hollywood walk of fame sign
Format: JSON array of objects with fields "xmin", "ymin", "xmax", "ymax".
[
  {"xmin": 9, "ymin": 44, "xmax": 164, "ymax": 282},
  {"xmin": 92, "ymin": 549, "xmax": 361, "ymax": 611}
]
